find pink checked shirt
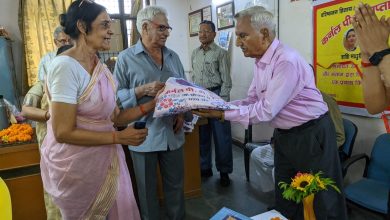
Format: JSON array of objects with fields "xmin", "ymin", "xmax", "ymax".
[{"xmin": 225, "ymin": 39, "xmax": 328, "ymax": 129}]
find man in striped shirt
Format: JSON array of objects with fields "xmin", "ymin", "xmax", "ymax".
[{"xmin": 191, "ymin": 20, "xmax": 233, "ymax": 187}]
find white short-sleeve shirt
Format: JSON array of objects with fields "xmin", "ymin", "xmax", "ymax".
[{"xmin": 46, "ymin": 56, "xmax": 91, "ymax": 104}]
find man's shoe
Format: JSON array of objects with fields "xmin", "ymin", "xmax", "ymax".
[
  {"xmin": 220, "ymin": 173, "xmax": 230, "ymax": 187},
  {"xmin": 201, "ymin": 168, "xmax": 213, "ymax": 177}
]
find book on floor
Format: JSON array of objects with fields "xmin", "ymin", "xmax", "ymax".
[{"xmin": 210, "ymin": 207, "xmax": 252, "ymax": 220}]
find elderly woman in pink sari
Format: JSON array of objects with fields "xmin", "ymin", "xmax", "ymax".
[{"xmin": 40, "ymin": 1, "xmax": 153, "ymax": 219}]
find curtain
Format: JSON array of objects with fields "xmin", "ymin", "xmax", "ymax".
[
  {"xmin": 130, "ymin": 0, "xmax": 142, "ymax": 46},
  {"xmin": 19, "ymin": 0, "xmax": 73, "ymax": 86}
]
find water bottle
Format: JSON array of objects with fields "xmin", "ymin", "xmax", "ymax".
[{"xmin": 0, "ymin": 95, "xmax": 10, "ymax": 130}]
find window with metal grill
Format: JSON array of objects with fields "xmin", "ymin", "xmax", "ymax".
[{"xmin": 93, "ymin": 0, "xmax": 149, "ymax": 66}]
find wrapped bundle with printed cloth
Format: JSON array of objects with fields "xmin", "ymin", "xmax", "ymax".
[{"xmin": 153, "ymin": 77, "xmax": 237, "ymax": 117}]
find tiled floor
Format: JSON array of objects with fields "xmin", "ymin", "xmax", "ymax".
[{"xmin": 183, "ymin": 145, "xmax": 385, "ymax": 220}]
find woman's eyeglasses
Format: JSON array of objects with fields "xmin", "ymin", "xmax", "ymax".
[{"xmin": 147, "ymin": 20, "xmax": 172, "ymax": 33}]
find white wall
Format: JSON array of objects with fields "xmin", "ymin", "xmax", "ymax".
[
  {"xmin": 155, "ymin": 0, "xmax": 190, "ymax": 73},
  {"xmin": 279, "ymin": 0, "xmax": 313, "ymax": 62},
  {"xmin": 0, "ymin": 0, "xmax": 24, "ymax": 95}
]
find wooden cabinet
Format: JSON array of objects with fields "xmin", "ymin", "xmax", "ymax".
[
  {"xmin": 0, "ymin": 143, "xmax": 46, "ymax": 220},
  {"xmin": 182, "ymin": 124, "xmax": 202, "ymax": 198}
]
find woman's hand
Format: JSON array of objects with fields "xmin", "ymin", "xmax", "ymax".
[
  {"xmin": 116, "ymin": 126, "xmax": 148, "ymax": 146},
  {"xmin": 192, "ymin": 109, "xmax": 223, "ymax": 119},
  {"xmin": 111, "ymin": 98, "xmax": 157, "ymax": 126},
  {"xmin": 143, "ymin": 99, "xmax": 157, "ymax": 114},
  {"xmin": 353, "ymin": 3, "xmax": 390, "ymax": 57},
  {"xmin": 110, "ymin": 106, "xmax": 120, "ymax": 124}
]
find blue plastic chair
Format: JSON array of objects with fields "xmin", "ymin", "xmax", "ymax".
[
  {"xmin": 339, "ymin": 118, "xmax": 358, "ymax": 177},
  {"xmin": 343, "ymin": 133, "xmax": 390, "ymax": 215}
]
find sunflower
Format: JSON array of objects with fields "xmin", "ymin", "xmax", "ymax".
[
  {"xmin": 291, "ymin": 173, "xmax": 314, "ymax": 192},
  {"xmin": 315, "ymin": 176, "xmax": 326, "ymax": 189},
  {"xmin": 279, "ymin": 171, "xmax": 340, "ymax": 204}
]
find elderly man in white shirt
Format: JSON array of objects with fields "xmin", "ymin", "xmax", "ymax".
[{"xmin": 37, "ymin": 25, "xmax": 71, "ymax": 81}]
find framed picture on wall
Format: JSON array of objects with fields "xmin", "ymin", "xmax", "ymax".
[
  {"xmin": 188, "ymin": 9, "xmax": 202, "ymax": 37},
  {"xmin": 202, "ymin": 5, "xmax": 212, "ymax": 21},
  {"xmin": 216, "ymin": 2, "xmax": 235, "ymax": 30}
]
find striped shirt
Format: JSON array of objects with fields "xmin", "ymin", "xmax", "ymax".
[{"xmin": 191, "ymin": 42, "xmax": 232, "ymax": 101}]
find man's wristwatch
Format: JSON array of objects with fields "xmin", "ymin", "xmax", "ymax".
[{"xmin": 369, "ymin": 48, "xmax": 390, "ymax": 66}]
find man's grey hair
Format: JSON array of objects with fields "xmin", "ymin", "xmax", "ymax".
[
  {"xmin": 234, "ymin": 6, "xmax": 276, "ymax": 36},
  {"xmin": 53, "ymin": 26, "xmax": 64, "ymax": 39},
  {"xmin": 136, "ymin": 6, "xmax": 168, "ymax": 34}
]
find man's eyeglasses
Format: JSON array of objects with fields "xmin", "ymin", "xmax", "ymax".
[
  {"xmin": 147, "ymin": 20, "xmax": 172, "ymax": 33},
  {"xmin": 78, "ymin": 0, "xmax": 93, "ymax": 8}
]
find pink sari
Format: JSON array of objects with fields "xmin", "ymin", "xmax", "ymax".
[{"xmin": 41, "ymin": 60, "xmax": 140, "ymax": 220}]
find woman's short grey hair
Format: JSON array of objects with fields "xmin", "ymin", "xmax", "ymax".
[
  {"xmin": 136, "ymin": 6, "xmax": 168, "ymax": 34},
  {"xmin": 234, "ymin": 6, "xmax": 276, "ymax": 35},
  {"xmin": 53, "ymin": 26, "xmax": 64, "ymax": 39}
]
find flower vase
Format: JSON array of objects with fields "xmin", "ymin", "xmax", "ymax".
[{"xmin": 303, "ymin": 194, "xmax": 316, "ymax": 220}]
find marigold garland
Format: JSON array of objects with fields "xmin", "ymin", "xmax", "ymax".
[{"xmin": 0, "ymin": 123, "xmax": 33, "ymax": 144}]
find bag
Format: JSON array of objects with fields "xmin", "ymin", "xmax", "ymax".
[{"xmin": 153, "ymin": 77, "xmax": 237, "ymax": 118}]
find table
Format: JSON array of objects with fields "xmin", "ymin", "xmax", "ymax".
[{"xmin": 0, "ymin": 142, "xmax": 46, "ymax": 220}]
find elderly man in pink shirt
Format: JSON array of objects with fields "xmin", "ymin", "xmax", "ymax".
[{"xmin": 193, "ymin": 6, "xmax": 347, "ymax": 220}]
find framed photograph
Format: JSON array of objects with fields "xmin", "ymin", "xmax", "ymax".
[
  {"xmin": 202, "ymin": 5, "xmax": 212, "ymax": 21},
  {"xmin": 218, "ymin": 31, "xmax": 231, "ymax": 50},
  {"xmin": 188, "ymin": 9, "xmax": 202, "ymax": 37},
  {"xmin": 216, "ymin": 2, "xmax": 235, "ymax": 30}
]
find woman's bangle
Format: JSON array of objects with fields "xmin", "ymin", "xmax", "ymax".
[
  {"xmin": 139, "ymin": 104, "xmax": 147, "ymax": 115},
  {"xmin": 112, "ymin": 131, "xmax": 117, "ymax": 144},
  {"xmin": 44, "ymin": 111, "xmax": 50, "ymax": 121}
]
